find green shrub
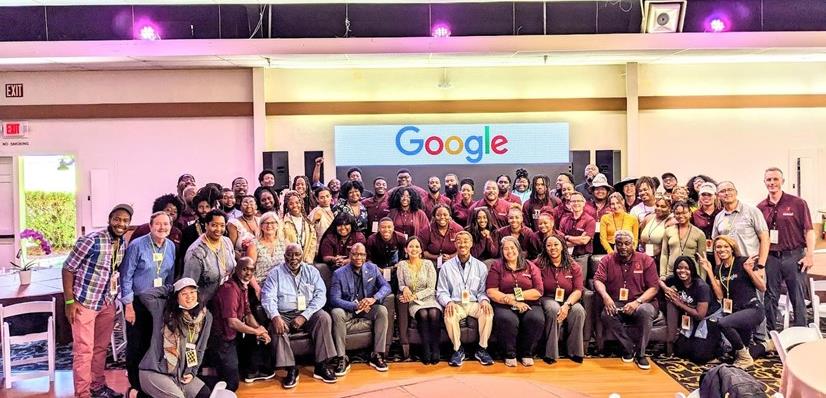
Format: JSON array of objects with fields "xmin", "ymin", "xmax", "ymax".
[{"xmin": 24, "ymin": 191, "xmax": 76, "ymax": 255}]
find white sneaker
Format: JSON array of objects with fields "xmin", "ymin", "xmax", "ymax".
[
  {"xmin": 505, "ymin": 358, "xmax": 517, "ymax": 367},
  {"xmin": 520, "ymin": 357, "xmax": 534, "ymax": 367}
]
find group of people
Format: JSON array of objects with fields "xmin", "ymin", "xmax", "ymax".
[{"xmin": 60, "ymin": 162, "xmax": 816, "ymax": 397}]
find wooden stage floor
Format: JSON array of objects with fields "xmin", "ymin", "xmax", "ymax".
[{"xmin": 1, "ymin": 359, "xmax": 687, "ymax": 398}]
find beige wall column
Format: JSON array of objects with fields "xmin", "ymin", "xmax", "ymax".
[
  {"xmin": 625, "ymin": 62, "xmax": 639, "ymax": 177},
  {"xmin": 252, "ymin": 68, "xmax": 267, "ymax": 177}
]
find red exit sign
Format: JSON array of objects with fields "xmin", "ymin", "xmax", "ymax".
[
  {"xmin": 2, "ymin": 121, "xmax": 28, "ymax": 138},
  {"xmin": 5, "ymin": 84, "xmax": 23, "ymax": 98}
]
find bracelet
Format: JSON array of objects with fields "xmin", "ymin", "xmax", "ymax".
[{"xmin": 65, "ymin": 299, "xmax": 75, "ymax": 305}]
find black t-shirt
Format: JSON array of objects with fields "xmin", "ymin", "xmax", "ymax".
[
  {"xmin": 665, "ymin": 275, "xmax": 720, "ymax": 315},
  {"xmin": 713, "ymin": 257, "xmax": 758, "ymax": 311}
]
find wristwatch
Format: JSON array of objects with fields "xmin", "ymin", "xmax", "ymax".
[{"xmin": 635, "ymin": 298, "xmax": 643, "ymax": 305}]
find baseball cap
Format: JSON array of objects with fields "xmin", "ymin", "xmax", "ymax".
[
  {"xmin": 109, "ymin": 203, "xmax": 134, "ymax": 218},
  {"xmin": 173, "ymin": 277, "xmax": 198, "ymax": 292},
  {"xmin": 699, "ymin": 182, "xmax": 717, "ymax": 195}
]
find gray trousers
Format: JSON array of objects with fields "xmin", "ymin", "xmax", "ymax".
[
  {"xmin": 541, "ymin": 297, "xmax": 586, "ymax": 359},
  {"xmin": 138, "ymin": 370, "xmax": 206, "ymax": 398},
  {"xmin": 599, "ymin": 302, "xmax": 658, "ymax": 357},
  {"xmin": 331, "ymin": 304, "xmax": 389, "ymax": 358},
  {"xmin": 269, "ymin": 310, "xmax": 336, "ymax": 368},
  {"xmin": 765, "ymin": 249, "xmax": 808, "ymax": 329}
]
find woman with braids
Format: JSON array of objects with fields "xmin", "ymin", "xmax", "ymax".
[
  {"xmin": 535, "ymin": 234, "xmax": 585, "ymax": 364},
  {"xmin": 522, "ymin": 175, "xmax": 558, "ymax": 230},
  {"xmin": 387, "ymin": 187, "xmax": 430, "ymax": 239},
  {"xmin": 292, "ymin": 175, "xmax": 315, "ymax": 216},
  {"xmin": 137, "ymin": 278, "xmax": 212, "ymax": 398},
  {"xmin": 281, "ymin": 190, "xmax": 318, "ymax": 264}
]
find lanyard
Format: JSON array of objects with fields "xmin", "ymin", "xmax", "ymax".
[
  {"xmin": 111, "ymin": 239, "xmax": 121, "ymax": 272},
  {"xmin": 647, "ymin": 217, "xmax": 667, "ymax": 242},
  {"xmin": 610, "ymin": 214, "xmax": 627, "ymax": 236},
  {"xmin": 205, "ymin": 238, "xmax": 227, "ymax": 277},
  {"xmin": 718, "ymin": 262, "xmax": 735, "ymax": 299},
  {"xmin": 187, "ymin": 325, "xmax": 196, "ymax": 344},
  {"xmin": 677, "ymin": 225, "xmax": 690, "ymax": 255},
  {"xmin": 290, "ymin": 215, "xmax": 305, "ymax": 245},
  {"xmin": 458, "ymin": 259, "xmax": 471, "ymax": 289},
  {"xmin": 149, "ymin": 238, "xmax": 166, "ymax": 275}
]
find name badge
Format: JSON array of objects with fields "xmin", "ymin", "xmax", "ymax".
[
  {"xmin": 185, "ymin": 342, "xmax": 199, "ymax": 368},
  {"xmin": 722, "ymin": 298, "xmax": 733, "ymax": 314},
  {"xmin": 533, "ymin": 209, "xmax": 541, "ymax": 220},
  {"xmin": 403, "ymin": 233, "xmax": 408, "ymax": 240},
  {"xmin": 110, "ymin": 271, "xmax": 120, "ymax": 297},
  {"xmin": 595, "ymin": 222, "xmax": 601, "ymax": 233},
  {"xmin": 372, "ymin": 221, "xmax": 379, "ymax": 233},
  {"xmin": 382, "ymin": 267, "xmax": 392, "ymax": 282},
  {"xmin": 645, "ymin": 243, "xmax": 655, "ymax": 257},
  {"xmin": 769, "ymin": 229, "xmax": 779, "ymax": 245},
  {"xmin": 619, "ymin": 287, "xmax": 629, "ymax": 302},
  {"xmin": 555, "ymin": 287, "xmax": 565, "ymax": 302},
  {"xmin": 706, "ymin": 239, "xmax": 713, "ymax": 253},
  {"xmin": 297, "ymin": 294, "xmax": 307, "ymax": 311},
  {"xmin": 153, "ymin": 252, "xmax": 164, "ymax": 263},
  {"xmin": 513, "ymin": 287, "xmax": 525, "ymax": 302},
  {"xmin": 437, "ymin": 256, "xmax": 443, "ymax": 269},
  {"xmin": 681, "ymin": 315, "xmax": 692, "ymax": 331},
  {"xmin": 153, "ymin": 277, "xmax": 163, "ymax": 288},
  {"xmin": 567, "ymin": 246, "xmax": 575, "ymax": 255},
  {"xmin": 461, "ymin": 289, "xmax": 470, "ymax": 304}
]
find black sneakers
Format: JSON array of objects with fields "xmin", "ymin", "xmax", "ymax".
[
  {"xmin": 635, "ymin": 355, "xmax": 650, "ymax": 370},
  {"xmin": 449, "ymin": 347, "xmax": 465, "ymax": 367},
  {"xmin": 91, "ymin": 385, "xmax": 123, "ymax": 398},
  {"xmin": 282, "ymin": 367, "xmax": 299, "ymax": 389},
  {"xmin": 474, "ymin": 347, "xmax": 494, "ymax": 366},
  {"xmin": 244, "ymin": 370, "xmax": 277, "ymax": 383},
  {"xmin": 334, "ymin": 357, "xmax": 351, "ymax": 377},
  {"xmin": 369, "ymin": 353, "xmax": 389, "ymax": 372},
  {"xmin": 313, "ymin": 363, "xmax": 338, "ymax": 383}
]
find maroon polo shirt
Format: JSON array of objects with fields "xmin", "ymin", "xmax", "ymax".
[
  {"xmin": 366, "ymin": 231, "xmax": 407, "ymax": 267},
  {"xmin": 691, "ymin": 207, "xmax": 720, "ymax": 239},
  {"xmin": 419, "ymin": 222, "xmax": 464, "ymax": 257},
  {"xmin": 558, "ymin": 211, "xmax": 597, "ymax": 255},
  {"xmin": 318, "ymin": 232, "xmax": 367, "ymax": 262},
  {"xmin": 757, "ymin": 192, "xmax": 813, "ymax": 251},
  {"xmin": 470, "ymin": 229, "xmax": 500, "ymax": 260},
  {"xmin": 496, "ymin": 226, "xmax": 541, "ymax": 259},
  {"xmin": 473, "ymin": 198, "xmax": 512, "ymax": 229},
  {"xmin": 451, "ymin": 199, "xmax": 476, "ymax": 227},
  {"xmin": 422, "ymin": 194, "xmax": 453, "ymax": 220},
  {"xmin": 522, "ymin": 197, "xmax": 558, "ymax": 230},
  {"xmin": 594, "ymin": 252, "xmax": 659, "ymax": 307},
  {"xmin": 362, "ymin": 195, "xmax": 390, "ymax": 225},
  {"xmin": 539, "ymin": 261, "xmax": 585, "ymax": 297},
  {"xmin": 388, "ymin": 208, "xmax": 430, "ymax": 239},
  {"xmin": 211, "ymin": 277, "xmax": 251, "ymax": 342},
  {"xmin": 585, "ymin": 200, "xmax": 612, "ymax": 223},
  {"xmin": 554, "ymin": 204, "xmax": 573, "ymax": 226},
  {"xmin": 486, "ymin": 259, "xmax": 544, "ymax": 302},
  {"xmin": 499, "ymin": 191, "xmax": 523, "ymax": 205}
]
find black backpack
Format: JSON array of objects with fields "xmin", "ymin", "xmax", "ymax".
[{"xmin": 699, "ymin": 364, "xmax": 765, "ymax": 398}]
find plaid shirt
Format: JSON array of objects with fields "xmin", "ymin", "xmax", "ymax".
[{"xmin": 64, "ymin": 229, "xmax": 125, "ymax": 311}]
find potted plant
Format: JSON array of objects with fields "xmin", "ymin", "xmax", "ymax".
[{"xmin": 10, "ymin": 229, "xmax": 52, "ymax": 286}]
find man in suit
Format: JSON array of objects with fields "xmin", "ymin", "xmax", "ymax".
[{"xmin": 329, "ymin": 242, "xmax": 392, "ymax": 375}]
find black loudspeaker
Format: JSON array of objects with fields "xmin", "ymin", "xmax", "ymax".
[
  {"xmin": 570, "ymin": 150, "xmax": 591, "ymax": 185},
  {"xmin": 595, "ymin": 150, "xmax": 622, "ymax": 185},
  {"xmin": 262, "ymin": 151, "xmax": 290, "ymax": 191}
]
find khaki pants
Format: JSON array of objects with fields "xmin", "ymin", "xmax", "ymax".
[{"xmin": 443, "ymin": 301, "xmax": 493, "ymax": 351}]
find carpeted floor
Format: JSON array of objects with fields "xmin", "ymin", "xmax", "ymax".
[{"xmin": 652, "ymin": 353, "xmax": 783, "ymax": 395}]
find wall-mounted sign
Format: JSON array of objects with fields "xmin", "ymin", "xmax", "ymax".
[
  {"xmin": 2, "ymin": 121, "xmax": 29, "ymax": 139},
  {"xmin": 335, "ymin": 123, "xmax": 569, "ymax": 166},
  {"xmin": 5, "ymin": 84, "xmax": 23, "ymax": 98}
]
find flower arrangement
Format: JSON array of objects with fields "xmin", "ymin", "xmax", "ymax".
[{"xmin": 9, "ymin": 229, "xmax": 53, "ymax": 271}]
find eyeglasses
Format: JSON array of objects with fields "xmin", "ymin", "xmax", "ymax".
[
  {"xmin": 718, "ymin": 188, "xmax": 736, "ymax": 194},
  {"xmin": 262, "ymin": 221, "xmax": 278, "ymax": 226}
]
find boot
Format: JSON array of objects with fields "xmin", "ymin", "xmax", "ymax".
[{"xmin": 733, "ymin": 347, "xmax": 754, "ymax": 369}]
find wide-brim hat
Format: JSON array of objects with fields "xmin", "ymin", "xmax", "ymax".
[
  {"xmin": 589, "ymin": 173, "xmax": 613, "ymax": 192},
  {"xmin": 613, "ymin": 177, "xmax": 638, "ymax": 192}
]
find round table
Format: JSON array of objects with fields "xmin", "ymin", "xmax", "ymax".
[{"xmin": 781, "ymin": 339, "xmax": 826, "ymax": 398}]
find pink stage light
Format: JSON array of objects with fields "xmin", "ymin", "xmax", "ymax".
[
  {"xmin": 709, "ymin": 18, "xmax": 726, "ymax": 32},
  {"xmin": 135, "ymin": 23, "xmax": 161, "ymax": 40},
  {"xmin": 432, "ymin": 25, "xmax": 451, "ymax": 38}
]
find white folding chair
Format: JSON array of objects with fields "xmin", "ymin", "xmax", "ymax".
[
  {"xmin": 810, "ymin": 278, "xmax": 826, "ymax": 330},
  {"xmin": 110, "ymin": 300, "xmax": 127, "ymax": 361},
  {"xmin": 779, "ymin": 292, "xmax": 811, "ymax": 330},
  {"xmin": 769, "ymin": 323, "xmax": 822, "ymax": 366},
  {"xmin": 1, "ymin": 298, "xmax": 56, "ymax": 389}
]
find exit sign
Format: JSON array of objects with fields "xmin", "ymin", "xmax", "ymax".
[
  {"xmin": 2, "ymin": 121, "xmax": 28, "ymax": 138},
  {"xmin": 5, "ymin": 84, "xmax": 23, "ymax": 98}
]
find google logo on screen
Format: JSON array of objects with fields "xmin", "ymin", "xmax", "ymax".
[{"xmin": 394, "ymin": 125, "xmax": 508, "ymax": 164}]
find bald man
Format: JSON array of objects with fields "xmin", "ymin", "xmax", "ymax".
[{"xmin": 329, "ymin": 243, "xmax": 392, "ymax": 375}]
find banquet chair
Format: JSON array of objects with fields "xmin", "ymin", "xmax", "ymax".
[
  {"xmin": 0, "ymin": 298, "xmax": 56, "ymax": 389},
  {"xmin": 769, "ymin": 323, "xmax": 822, "ymax": 366}
]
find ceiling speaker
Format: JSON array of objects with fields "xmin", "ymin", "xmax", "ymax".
[{"xmin": 643, "ymin": 0, "xmax": 687, "ymax": 33}]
